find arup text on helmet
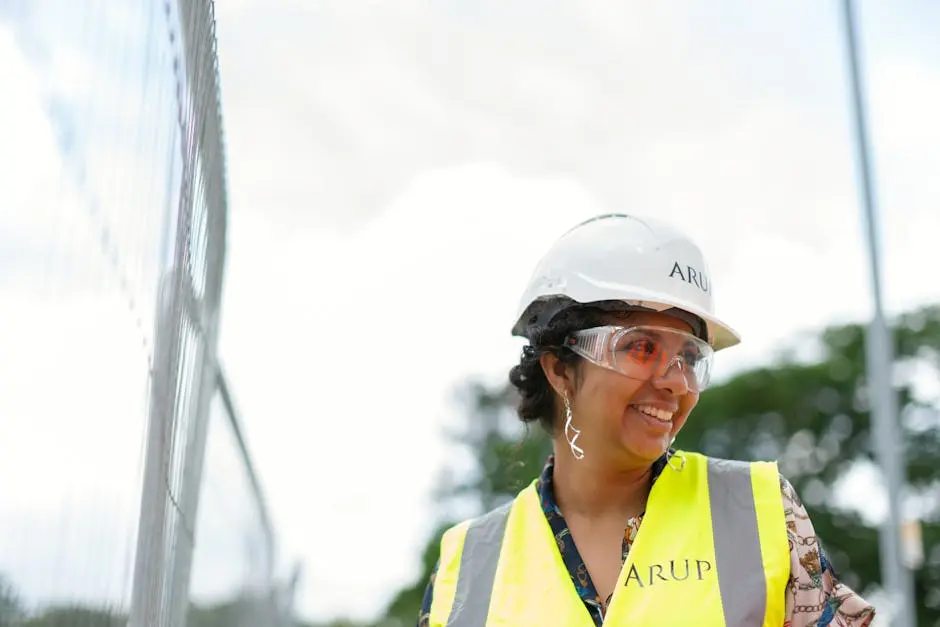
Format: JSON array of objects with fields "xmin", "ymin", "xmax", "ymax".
[{"xmin": 669, "ymin": 262, "xmax": 709, "ymax": 294}]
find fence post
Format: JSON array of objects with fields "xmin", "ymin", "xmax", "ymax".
[
  {"xmin": 129, "ymin": 0, "xmax": 227, "ymax": 622},
  {"xmin": 129, "ymin": 269, "xmax": 186, "ymax": 627}
]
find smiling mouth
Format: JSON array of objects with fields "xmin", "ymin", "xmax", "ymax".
[{"xmin": 633, "ymin": 404, "xmax": 675, "ymax": 423}]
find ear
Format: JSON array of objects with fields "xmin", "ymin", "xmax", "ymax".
[{"xmin": 539, "ymin": 352, "xmax": 574, "ymax": 399}]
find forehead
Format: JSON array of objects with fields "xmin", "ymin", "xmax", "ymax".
[{"xmin": 603, "ymin": 310, "xmax": 695, "ymax": 335}]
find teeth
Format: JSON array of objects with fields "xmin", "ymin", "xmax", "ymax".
[{"xmin": 636, "ymin": 405, "xmax": 674, "ymax": 422}]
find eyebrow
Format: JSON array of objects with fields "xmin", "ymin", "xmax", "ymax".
[{"xmin": 630, "ymin": 328, "xmax": 700, "ymax": 351}]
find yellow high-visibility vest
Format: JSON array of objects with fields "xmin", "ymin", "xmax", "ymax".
[{"xmin": 429, "ymin": 451, "xmax": 790, "ymax": 626}]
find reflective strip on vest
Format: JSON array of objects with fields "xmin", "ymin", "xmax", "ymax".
[
  {"xmin": 446, "ymin": 458, "xmax": 768, "ymax": 627},
  {"xmin": 446, "ymin": 500, "xmax": 513, "ymax": 627},
  {"xmin": 707, "ymin": 458, "xmax": 767, "ymax": 625}
]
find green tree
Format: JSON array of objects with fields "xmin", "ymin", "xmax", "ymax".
[
  {"xmin": 20, "ymin": 605, "xmax": 125, "ymax": 627},
  {"xmin": 0, "ymin": 576, "xmax": 24, "ymax": 627},
  {"xmin": 376, "ymin": 304, "xmax": 940, "ymax": 626},
  {"xmin": 676, "ymin": 305, "xmax": 940, "ymax": 623},
  {"xmin": 436, "ymin": 381, "xmax": 552, "ymax": 513},
  {"xmin": 187, "ymin": 593, "xmax": 290, "ymax": 627},
  {"xmin": 375, "ymin": 381, "xmax": 551, "ymax": 627},
  {"xmin": 372, "ymin": 521, "xmax": 451, "ymax": 627},
  {"xmin": 187, "ymin": 599, "xmax": 246, "ymax": 627}
]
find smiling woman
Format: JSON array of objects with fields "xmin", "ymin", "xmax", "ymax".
[{"xmin": 417, "ymin": 214, "xmax": 876, "ymax": 626}]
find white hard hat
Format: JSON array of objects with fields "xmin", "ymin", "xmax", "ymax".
[{"xmin": 511, "ymin": 213, "xmax": 741, "ymax": 351}]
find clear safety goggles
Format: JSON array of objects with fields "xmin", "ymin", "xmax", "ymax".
[{"xmin": 565, "ymin": 325, "xmax": 714, "ymax": 392}]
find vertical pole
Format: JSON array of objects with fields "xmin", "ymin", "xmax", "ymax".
[
  {"xmin": 839, "ymin": 1, "xmax": 916, "ymax": 624},
  {"xmin": 130, "ymin": 271, "xmax": 183, "ymax": 627}
]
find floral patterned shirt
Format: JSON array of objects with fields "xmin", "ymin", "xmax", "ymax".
[{"xmin": 417, "ymin": 454, "xmax": 876, "ymax": 626}]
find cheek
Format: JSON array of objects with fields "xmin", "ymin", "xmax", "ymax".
[
  {"xmin": 580, "ymin": 370, "xmax": 645, "ymax": 417},
  {"xmin": 670, "ymin": 394, "xmax": 700, "ymax": 433}
]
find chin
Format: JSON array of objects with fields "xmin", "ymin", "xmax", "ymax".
[{"xmin": 621, "ymin": 440, "xmax": 670, "ymax": 465}]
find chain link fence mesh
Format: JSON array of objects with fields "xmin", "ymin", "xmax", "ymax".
[{"xmin": 0, "ymin": 1, "xmax": 295, "ymax": 625}]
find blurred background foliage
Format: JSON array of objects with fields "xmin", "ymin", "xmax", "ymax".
[{"xmin": 1, "ymin": 305, "xmax": 937, "ymax": 626}]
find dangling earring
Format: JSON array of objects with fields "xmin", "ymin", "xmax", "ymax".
[
  {"xmin": 667, "ymin": 450, "xmax": 686, "ymax": 472},
  {"xmin": 563, "ymin": 392, "xmax": 585, "ymax": 460}
]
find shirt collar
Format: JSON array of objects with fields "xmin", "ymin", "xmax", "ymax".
[{"xmin": 535, "ymin": 450, "xmax": 673, "ymax": 516}]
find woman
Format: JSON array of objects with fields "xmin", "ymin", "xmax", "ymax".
[{"xmin": 418, "ymin": 214, "xmax": 876, "ymax": 626}]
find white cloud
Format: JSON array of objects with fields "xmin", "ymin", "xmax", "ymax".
[
  {"xmin": 0, "ymin": 33, "xmax": 164, "ymax": 593},
  {"xmin": 0, "ymin": 11, "xmax": 243, "ymax": 615},
  {"xmin": 210, "ymin": 3, "xmax": 940, "ymax": 621},
  {"xmin": 2, "ymin": 1, "xmax": 940, "ymax": 624},
  {"xmin": 190, "ymin": 400, "xmax": 277, "ymax": 604},
  {"xmin": 0, "ymin": 294, "xmax": 150, "ymax": 610},
  {"xmin": 216, "ymin": 164, "xmax": 611, "ymax": 618}
]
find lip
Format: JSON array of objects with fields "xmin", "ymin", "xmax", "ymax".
[
  {"xmin": 627, "ymin": 405, "xmax": 674, "ymax": 433},
  {"xmin": 630, "ymin": 401, "xmax": 680, "ymax": 414}
]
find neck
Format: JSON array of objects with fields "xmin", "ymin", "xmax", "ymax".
[{"xmin": 551, "ymin": 443, "xmax": 654, "ymax": 520}]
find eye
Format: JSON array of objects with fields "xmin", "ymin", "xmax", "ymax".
[
  {"xmin": 621, "ymin": 338, "xmax": 660, "ymax": 362},
  {"xmin": 681, "ymin": 347, "xmax": 703, "ymax": 364}
]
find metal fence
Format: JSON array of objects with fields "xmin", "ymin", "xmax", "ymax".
[
  {"xmin": 0, "ymin": 1, "xmax": 293, "ymax": 625},
  {"xmin": 186, "ymin": 372, "xmax": 299, "ymax": 627}
]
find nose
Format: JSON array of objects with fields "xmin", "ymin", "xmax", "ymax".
[{"xmin": 650, "ymin": 355, "xmax": 691, "ymax": 395}]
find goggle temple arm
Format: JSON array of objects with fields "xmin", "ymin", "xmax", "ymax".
[{"xmin": 564, "ymin": 327, "xmax": 610, "ymax": 364}]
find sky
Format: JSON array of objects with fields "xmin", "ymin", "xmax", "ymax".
[
  {"xmin": 0, "ymin": 0, "xmax": 188, "ymax": 611},
  {"xmin": 1, "ymin": 0, "xmax": 939, "ymax": 624}
]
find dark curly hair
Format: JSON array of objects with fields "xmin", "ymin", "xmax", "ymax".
[{"xmin": 508, "ymin": 306, "xmax": 610, "ymax": 435}]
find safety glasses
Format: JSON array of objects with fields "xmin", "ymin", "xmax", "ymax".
[{"xmin": 566, "ymin": 325, "xmax": 714, "ymax": 392}]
